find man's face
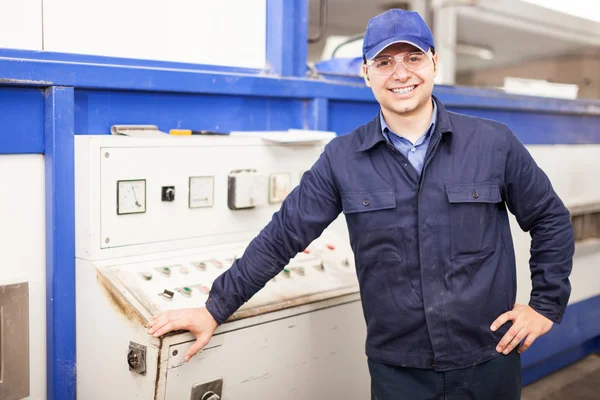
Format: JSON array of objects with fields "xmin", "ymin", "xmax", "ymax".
[{"xmin": 363, "ymin": 43, "xmax": 438, "ymax": 117}]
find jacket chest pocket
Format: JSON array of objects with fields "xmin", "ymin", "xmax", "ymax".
[
  {"xmin": 341, "ymin": 189, "xmax": 401, "ymax": 262},
  {"xmin": 446, "ymin": 183, "xmax": 502, "ymax": 257}
]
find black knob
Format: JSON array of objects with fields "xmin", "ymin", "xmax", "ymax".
[{"xmin": 162, "ymin": 186, "xmax": 176, "ymax": 201}]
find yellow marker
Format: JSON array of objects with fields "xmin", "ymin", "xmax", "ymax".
[
  {"xmin": 169, "ymin": 129, "xmax": 226, "ymax": 136},
  {"xmin": 169, "ymin": 129, "xmax": 193, "ymax": 136}
]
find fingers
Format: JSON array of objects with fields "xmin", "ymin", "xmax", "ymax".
[
  {"xmin": 490, "ymin": 311, "xmax": 512, "ymax": 332},
  {"xmin": 184, "ymin": 337, "xmax": 210, "ymax": 362},
  {"xmin": 151, "ymin": 321, "xmax": 182, "ymax": 338},
  {"xmin": 496, "ymin": 325, "xmax": 523, "ymax": 354},
  {"xmin": 503, "ymin": 329, "xmax": 526, "ymax": 354},
  {"xmin": 517, "ymin": 334, "xmax": 538, "ymax": 354},
  {"xmin": 147, "ymin": 311, "xmax": 185, "ymax": 337}
]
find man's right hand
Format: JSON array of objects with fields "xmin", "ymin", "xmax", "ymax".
[{"xmin": 147, "ymin": 307, "xmax": 218, "ymax": 362}]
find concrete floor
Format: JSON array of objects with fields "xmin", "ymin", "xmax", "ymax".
[{"xmin": 522, "ymin": 354, "xmax": 600, "ymax": 400}]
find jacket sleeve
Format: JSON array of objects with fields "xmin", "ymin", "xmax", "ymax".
[
  {"xmin": 502, "ymin": 126, "xmax": 574, "ymax": 323},
  {"xmin": 205, "ymin": 143, "xmax": 343, "ymax": 324}
]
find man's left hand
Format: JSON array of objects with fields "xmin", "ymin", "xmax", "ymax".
[{"xmin": 491, "ymin": 303, "xmax": 553, "ymax": 354}]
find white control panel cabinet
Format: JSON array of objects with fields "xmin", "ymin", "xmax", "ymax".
[{"xmin": 74, "ymin": 134, "xmax": 370, "ymax": 400}]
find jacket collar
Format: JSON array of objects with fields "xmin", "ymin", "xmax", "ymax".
[{"xmin": 356, "ymin": 95, "xmax": 453, "ymax": 153}]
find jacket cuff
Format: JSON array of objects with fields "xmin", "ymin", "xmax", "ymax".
[
  {"xmin": 529, "ymin": 300, "xmax": 565, "ymax": 324},
  {"xmin": 205, "ymin": 296, "xmax": 228, "ymax": 325}
]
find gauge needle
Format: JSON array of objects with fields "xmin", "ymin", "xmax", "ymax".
[{"xmin": 132, "ymin": 186, "xmax": 141, "ymax": 207}]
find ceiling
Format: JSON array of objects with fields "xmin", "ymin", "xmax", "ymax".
[{"xmin": 307, "ymin": 0, "xmax": 600, "ymax": 73}]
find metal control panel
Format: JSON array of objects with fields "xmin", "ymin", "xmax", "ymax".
[
  {"xmin": 75, "ymin": 133, "xmax": 370, "ymax": 400},
  {"xmin": 103, "ymin": 231, "xmax": 356, "ymax": 322}
]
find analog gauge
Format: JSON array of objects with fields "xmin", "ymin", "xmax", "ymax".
[
  {"xmin": 117, "ymin": 179, "xmax": 146, "ymax": 215},
  {"xmin": 189, "ymin": 176, "xmax": 214, "ymax": 208}
]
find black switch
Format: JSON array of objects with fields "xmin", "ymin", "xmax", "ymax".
[{"xmin": 162, "ymin": 186, "xmax": 175, "ymax": 201}]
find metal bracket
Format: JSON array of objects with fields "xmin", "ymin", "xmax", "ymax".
[
  {"xmin": 110, "ymin": 125, "xmax": 167, "ymax": 137},
  {"xmin": 127, "ymin": 342, "xmax": 147, "ymax": 375}
]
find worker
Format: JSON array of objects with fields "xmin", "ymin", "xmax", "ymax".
[{"xmin": 148, "ymin": 9, "xmax": 574, "ymax": 399}]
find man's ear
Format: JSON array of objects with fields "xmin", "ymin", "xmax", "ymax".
[{"xmin": 362, "ymin": 65, "xmax": 371, "ymax": 87}]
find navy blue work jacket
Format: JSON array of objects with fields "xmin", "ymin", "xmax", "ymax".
[{"xmin": 206, "ymin": 96, "xmax": 574, "ymax": 371}]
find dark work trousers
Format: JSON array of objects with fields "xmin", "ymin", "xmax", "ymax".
[{"xmin": 368, "ymin": 351, "xmax": 521, "ymax": 400}]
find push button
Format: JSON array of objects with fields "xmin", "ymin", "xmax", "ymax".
[{"xmin": 140, "ymin": 272, "xmax": 153, "ymax": 281}]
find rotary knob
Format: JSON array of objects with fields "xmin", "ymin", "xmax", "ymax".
[{"xmin": 162, "ymin": 186, "xmax": 176, "ymax": 201}]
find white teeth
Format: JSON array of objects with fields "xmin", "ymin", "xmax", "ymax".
[{"xmin": 392, "ymin": 86, "xmax": 415, "ymax": 94}]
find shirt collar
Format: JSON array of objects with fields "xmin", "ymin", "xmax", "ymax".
[
  {"xmin": 380, "ymin": 99, "xmax": 438, "ymax": 143},
  {"xmin": 356, "ymin": 95, "xmax": 453, "ymax": 153}
]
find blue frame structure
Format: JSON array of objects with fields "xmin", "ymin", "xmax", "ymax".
[
  {"xmin": 1, "ymin": 1, "xmax": 600, "ymax": 398},
  {"xmin": 44, "ymin": 87, "xmax": 76, "ymax": 400}
]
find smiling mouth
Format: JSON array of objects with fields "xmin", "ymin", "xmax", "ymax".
[{"xmin": 390, "ymin": 85, "xmax": 417, "ymax": 95}]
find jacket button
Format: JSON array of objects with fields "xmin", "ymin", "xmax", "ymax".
[
  {"xmin": 363, "ymin": 199, "xmax": 370, "ymax": 206},
  {"xmin": 472, "ymin": 191, "xmax": 479, "ymax": 199}
]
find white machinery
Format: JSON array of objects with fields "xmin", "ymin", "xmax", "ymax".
[{"xmin": 74, "ymin": 133, "xmax": 370, "ymax": 400}]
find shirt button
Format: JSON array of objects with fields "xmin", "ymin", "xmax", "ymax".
[
  {"xmin": 472, "ymin": 191, "xmax": 479, "ymax": 199},
  {"xmin": 363, "ymin": 199, "xmax": 370, "ymax": 206},
  {"xmin": 410, "ymin": 147, "xmax": 416, "ymax": 152}
]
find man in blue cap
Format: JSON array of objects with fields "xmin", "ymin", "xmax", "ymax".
[{"xmin": 148, "ymin": 9, "xmax": 574, "ymax": 399}]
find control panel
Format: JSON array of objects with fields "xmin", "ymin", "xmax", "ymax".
[
  {"xmin": 75, "ymin": 133, "xmax": 368, "ymax": 400},
  {"xmin": 103, "ymin": 231, "xmax": 356, "ymax": 321}
]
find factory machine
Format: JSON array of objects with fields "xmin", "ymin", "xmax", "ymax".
[{"xmin": 74, "ymin": 132, "xmax": 370, "ymax": 400}]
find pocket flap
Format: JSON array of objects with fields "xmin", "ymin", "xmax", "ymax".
[
  {"xmin": 446, "ymin": 183, "xmax": 501, "ymax": 203},
  {"xmin": 341, "ymin": 189, "xmax": 396, "ymax": 214}
]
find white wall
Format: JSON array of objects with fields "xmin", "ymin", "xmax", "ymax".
[
  {"xmin": 0, "ymin": 0, "xmax": 43, "ymax": 50},
  {"xmin": 42, "ymin": 0, "xmax": 267, "ymax": 68},
  {"xmin": 0, "ymin": 155, "xmax": 47, "ymax": 400}
]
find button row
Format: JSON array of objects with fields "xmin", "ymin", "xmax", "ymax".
[
  {"xmin": 139, "ymin": 259, "xmax": 234, "ymax": 281},
  {"xmin": 160, "ymin": 284, "xmax": 211, "ymax": 299}
]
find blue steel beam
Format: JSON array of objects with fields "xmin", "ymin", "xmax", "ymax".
[
  {"xmin": 266, "ymin": 0, "xmax": 308, "ymax": 77},
  {"xmin": 306, "ymin": 98, "xmax": 329, "ymax": 131},
  {"xmin": 45, "ymin": 86, "xmax": 76, "ymax": 400},
  {"xmin": 0, "ymin": 87, "xmax": 45, "ymax": 154},
  {"xmin": 2, "ymin": 49, "xmax": 600, "ymax": 116}
]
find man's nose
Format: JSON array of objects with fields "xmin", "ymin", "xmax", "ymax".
[{"xmin": 392, "ymin": 61, "xmax": 412, "ymax": 81}]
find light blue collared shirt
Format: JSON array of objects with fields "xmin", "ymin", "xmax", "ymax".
[{"xmin": 380, "ymin": 100, "xmax": 438, "ymax": 175}]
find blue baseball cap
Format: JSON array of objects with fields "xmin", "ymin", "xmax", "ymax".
[{"xmin": 363, "ymin": 9, "xmax": 435, "ymax": 60}]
